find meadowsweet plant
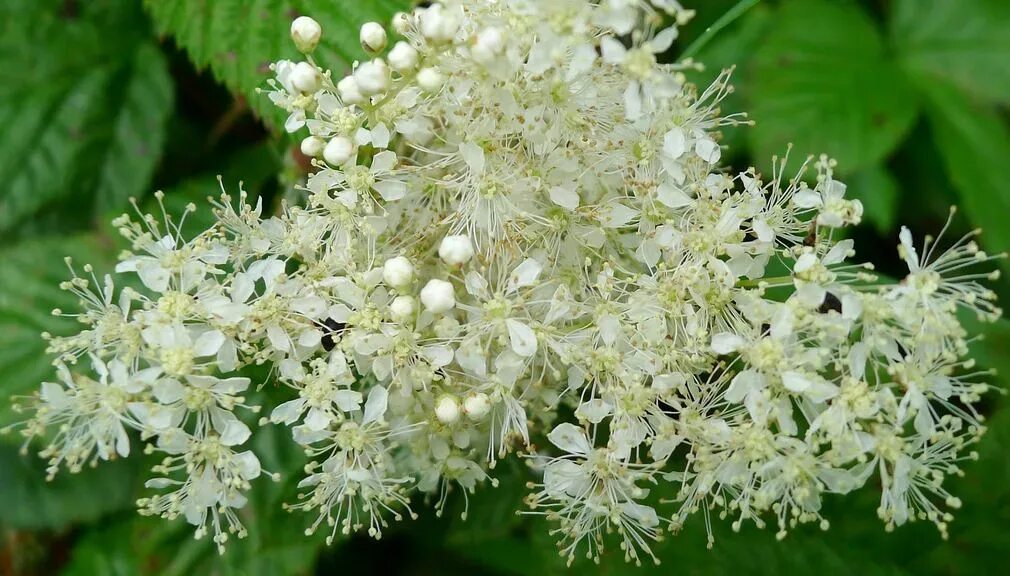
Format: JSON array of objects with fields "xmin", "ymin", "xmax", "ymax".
[{"xmin": 9, "ymin": 0, "xmax": 1005, "ymax": 566}]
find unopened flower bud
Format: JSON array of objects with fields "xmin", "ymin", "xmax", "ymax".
[
  {"xmin": 389, "ymin": 296, "xmax": 415, "ymax": 322},
  {"xmin": 392, "ymin": 12, "xmax": 410, "ymax": 35},
  {"xmin": 323, "ymin": 136, "xmax": 355, "ymax": 166},
  {"xmin": 360, "ymin": 22, "xmax": 388, "ymax": 54},
  {"xmin": 420, "ymin": 279, "xmax": 455, "ymax": 313},
  {"xmin": 464, "ymin": 393, "xmax": 490, "ymax": 420},
  {"xmin": 439, "ymin": 235, "xmax": 474, "ymax": 266},
  {"xmin": 290, "ymin": 61, "xmax": 321, "ymax": 93},
  {"xmin": 416, "ymin": 67, "xmax": 443, "ymax": 92},
  {"xmin": 388, "ymin": 41, "xmax": 418, "ymax": 72},
  {"xmin": 420, "ymin": 5, "xmax": 460, "ymax": 43},
  {"xmin": 472, "ymin": 27, "xmax": 505, "ymax": 62},
  {"xmin": 336, "ymin": 75, "xmax": 365, "ymax": 105},
  {"xmin": 435, "ymin": 396, "xmax": 460, "ymax": 424},
  {"xmin": 290, "ymin": 16, "xmax": 322, "ymax": 53},
  {"xmin": 300, "ymin": 136, "xmax": 325, "ymax": 158},
  {"xmin": 383, "ymin": 256, "xmax": 415, "ymax": 288},
  {"xmin": 354, "ymin": 59, "xmax": 390, "ymax": 96}
]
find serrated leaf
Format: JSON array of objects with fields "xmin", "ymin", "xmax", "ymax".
[
  {"xmin": 0, "ymin": 443, "xmax": 138, "ymax": 530},
  {"xmin": 0, "ymin": 235, "xmax": 117, "ymax": 433},
  {"xmin": 891, "ymin": 0, "xmax": 1010, "ymax": 105},
  {"xmin": 0, "ymin": 1, "xmax": 173, "ymax": 237},
  {"xmin": 747, "ymin": 0, "xmax": 918, "ymax": 172},
  {"xmin": 144, "ymin": 0, "xmax": 409, "ymax": 130},
  {"xmin": 921, "ymin": 81, "xmax": 1010, "ymax": 272}
]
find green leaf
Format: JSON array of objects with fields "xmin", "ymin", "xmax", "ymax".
[
  {"xmin": 684, "ymin": 2, "xmax": 772, "ymax": 159},
  {"xmin": 61, "ymin": 518, "xmax": 143, "ymax": 576},
  {"xmin": 0, "ymin": 234, "xmax": 118, "ymax": 434},
  {"xmin": 891, "ymin": 0, "xmax": 1010, "ymax": 105},
  {"xmin": 920, "ymin": 81, "xmax": 1010, "ymax": 271},
  {"xmin": 0, "ymin": 443, "xmax": 138, "ymax": 530},
  {"xmin": 847, "ymin": 165, "xmax": 899, "ymax": 234},
  {"xmin": 0, "ymin": 1, "xmax": 173, "ymax": 237},
  {"xmin": 747, "ymin": 0, "xmax": 918, "ymax": 172},
  {"xmin": 144, "ymin": 0, "xmax": 410, "ymax": 129}
]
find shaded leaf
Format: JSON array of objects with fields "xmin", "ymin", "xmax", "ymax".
[
  {"xmin": 683, "ymin": 2, "xmax": 772, "ymax": 159},
  {"xmin": 748, "ymin": 0, "xmax": 918, "ymax": 172},
  {"xmin": 0, "ymin": 443, "xmax": 138, "ymax": 530},
  {"xmin": 0, "ymin": 1, "xmax": 172, "ymax": 237},
  {"xmin": 921, "ymin": 81, "xmax": 1010, "ymax": 271},
  {"xmin": 892, "ymin": 0, "xmax": 1010, "ymax": 105}
]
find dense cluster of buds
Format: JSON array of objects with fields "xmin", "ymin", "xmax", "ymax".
[{"xmin": 10, "ymin": 0, "xmax": 1004, "ymax": 565}]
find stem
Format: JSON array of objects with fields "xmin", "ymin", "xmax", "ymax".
[
  {"xmin": 681, "ymin": 0, "xmax": 761, "ymax": 60},
  {"xmin": 736, "ymin": 275, "xmax": 793, "ymax": 289}
]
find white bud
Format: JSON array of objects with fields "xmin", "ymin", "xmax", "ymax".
[
  {"xmin": 300, "ymin": 136, "xmax": 325, "ymax": 158},
  {"xmin": 389, "ymin": 296, "xmax": 415, "ymax": 322},
  {"xmin": 420, "ymin": 5, "xmax": 460, "ymax": 43},
  {"xmin": 337, "ymin": 75, "xmax": 364, "ymax": 105},
  {"xmin": 392, "ymin": 12, "xmax": 410, "ymax": 35},
  {"xmin": 435, "ymin": 396, "xmax": 460, "ymax": 424},
  {"xmin": 383, "ymin": 256, "xmax": 415, "ymax": 288},
  {"xmin": 323, "ymin": 136, "xmax": 355, "ymax": 166},
  {"xmin": 416, "ymin": 67, "xmax": 443, "ymax": 92},
  {"xmin": 290, "ymin": 16, "xmax": 322, "ymax": 54},
  {"xmin": 438, "ymin": 235, "xmax": 474, "ymax": 266},
  {"xmin": 472, "ymin": 27, "xmax": 505, "ymax": 62},
  {"xmin": 360, "ymin": 22, "xmax": 388, "ymax": 54},
  {"xmin": 354, "ymin": 59, "xmax": 390, "ymax": 96},
  {"xmin": 290, "ymin": 61, "xmax": 321, "ymax": 93},
  {"xmin": 463, "ymin": 393, "xmax": 490, "ymax": 420},
  {"xmin": 420, "ymin": 279, "xmax": 456, "ymax": 313},
  {"xmin": 388, "ymin": 41, "xmax": 418, "ymax": 72}
]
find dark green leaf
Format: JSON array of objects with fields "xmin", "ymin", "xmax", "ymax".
[
  {"xmin": 684, "ymin": 2, "xmax": 772, "ymax": 159},
  {"xmin": 144, "ymin": 0, "xmax": 410, "ymax": 129},
  {"xmin": 0, "ymin": 443, "xmax": 138, "ymax": 530},
  {"xmin": 891, "ymin": 0, "xmax": 1010, "ymax": 105},
  {"xmin": 0, "ymin": 1, "xmax": 173, "ymax": 237},
  {"xmin": 921, "ymin": 81, "xmax": 1010, "ymax": 271},
  {"xmin": 748, "ymin": 0, "xmax": 918, "ymax": 172}
]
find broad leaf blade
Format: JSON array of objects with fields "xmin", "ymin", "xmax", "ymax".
[
  {"xmin": 747, "ymin": 0, "xmax": 918, "ymax": 172},
  {"xmin": 892, "ymin": 0, "xmax": 1010, "ymax": 105},
  {"xmin": 0, "ymin": 1, "xmax": 173, "ymax": 237},
  {"xmin": 921, "ymin": 81, "xmax": 1010, "ymax": 272}
]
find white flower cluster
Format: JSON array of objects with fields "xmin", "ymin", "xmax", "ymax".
[{"xmin": 10, "ymin": 0, "xmax": 1005, "ymax": 565}]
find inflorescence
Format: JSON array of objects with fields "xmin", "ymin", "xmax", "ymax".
[{"xmin": 7, "ymin": 0, "xmax": 1005, "ymax": 565}]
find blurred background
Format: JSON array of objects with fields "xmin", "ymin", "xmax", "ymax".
[{"xmin": 1, "ymin": 0, "xmax": 1008, "ymax": 574}]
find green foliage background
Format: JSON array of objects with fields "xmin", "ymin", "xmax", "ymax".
[{"xmin": 1, "ymin": 0, "xmax": 1009, "ymax": 574}]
